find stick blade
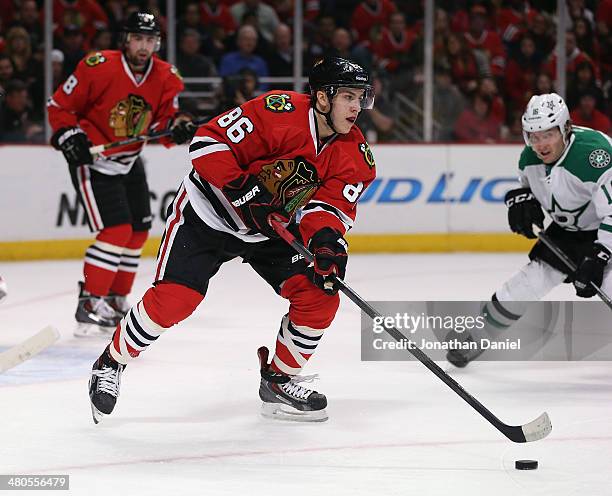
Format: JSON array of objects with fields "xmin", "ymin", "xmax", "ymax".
[
  {"xmin": 522, "ymin": 411, "xmax": 552, "ymax": 442},
  {"xmin": 0, "ymin": 325, "xmax": 60, "ymax": 373}
]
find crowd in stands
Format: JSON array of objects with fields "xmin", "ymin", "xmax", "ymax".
[{"xmin": 0, "ymin": 0, "xmax": 610, "ymax": 143}]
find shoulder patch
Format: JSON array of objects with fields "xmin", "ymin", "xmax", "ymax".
[
  {"xmin": 359, "ymin": 142, "xmax": 375, "ymax": 169},
  {"xmin": 264, "ymin": 93, "xmax": 294, "ymax": 113},
  {"xmin": 85, "ymin": 52, "xmax": 106, "ymax": 67},
  {"xmin": 589, "ymin": 149, "xmax": 611, "ymax": 169},
  {"xmin": 170, "ymin": 65, "xmax": 183, "ymax": 80}
]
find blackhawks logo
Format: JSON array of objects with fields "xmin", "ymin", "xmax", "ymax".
[
  {"xmin": 264, "ymin": 94, "xmax": 294, "ymax": 113},
  {"xmin": 257, "ymin": 157, "xmax": 319, "ymax": 215},
  {"xmin": 85, "ymin": 52, "xmax": 106, "ymax": 67},
  {"xmin": 589, "ymin": 149, "xmax": 611, "ymax": 169},
  {"xmin": 359, "ymin": 142, "xmax": 375, "ymax": 169},
  {"xmin": 109, "ymin": 94, "xmax": 153, "ymax": 138}
]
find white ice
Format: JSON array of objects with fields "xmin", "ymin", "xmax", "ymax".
[{"xmin": 1, "ymin": 254, "xmax": 611, "ymax": 496}]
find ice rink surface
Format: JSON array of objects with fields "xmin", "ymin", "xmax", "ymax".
[{"xmin": 1, "ymin": 254, "xmax": 611, "ymax": 496}]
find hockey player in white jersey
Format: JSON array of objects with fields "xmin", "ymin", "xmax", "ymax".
[{"xmin": 448, "ymin": 93, "xmax": 612, "ymax": 367}]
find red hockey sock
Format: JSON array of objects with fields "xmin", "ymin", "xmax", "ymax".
[
  {"xmin": 83, "ymin": 224, "xmax": 132, "ymax": 296},
  {"xmin": 109, "ymin": 230, "xmax": 148, "ymax": 296},
  {"xmin": 109, "ymin": 282, "xmax": 204, "ymax": 363}
]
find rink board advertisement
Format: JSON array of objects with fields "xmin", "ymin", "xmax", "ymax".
[{"xmin": 0, "ymin": 144, "xmax": 531, "ymax": 259}]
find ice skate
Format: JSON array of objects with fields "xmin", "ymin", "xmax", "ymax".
[
  {"xmin": 105, "ymin": 293, "xmax": 130, "ymax": 317},
  {"xmin": 257, "ymin": 347, "xmax": 328, "ymax": 422},
  {"xmin": 74, "ymin": 282, "xmax": 121, "ymax": 337},
  {"xmin": 88, "ymin": 347, "xmax": 125, "ymax": 424}
]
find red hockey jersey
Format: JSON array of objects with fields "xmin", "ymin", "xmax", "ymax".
[
  {"xmin": 48, "ymin": 50, "xmax": 184, "ymax": 175},
  {"xmin": 185, "ymin": 91, "xmax": 376, "ymax": 244}
]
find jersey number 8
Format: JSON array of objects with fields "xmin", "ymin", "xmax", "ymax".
[
  {"xmin": 217, "ymin": 107, "xmax": 254, "ymax": 144},
  {"xmin": 62, "ymin": 74, "xmax": 78, "ymax": 95}
]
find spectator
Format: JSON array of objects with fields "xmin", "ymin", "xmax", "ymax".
[
  {"xmin": 306, "ymin": 15, "xmax": 336, "ymax": 65},
  {"xmin": 267, "ymin": 23, "xmax": 293, "ymax": 82},
  {"xmin": 230, "ymin": 0, "xmax": 279, "ymax": 43},
  {"xmin": 496, "ymin": 0, "xmax": 538, "ymax": 48},
  {"xmin": 527, "ymin": 12, "xmax": 555, "ymax": 59},
  {"xmin": 454, "ymin": 93, "xmax": 501, "ymax": 143},
  {"xmin": 433, "ymin": 8, "xmax": 450, "ymax": 56},
  {"xmin": 463, "ymin": 4, "xmax": 506, "ymax": 79},
  {"xmin": 350, "ymin": 0, "xmax": 397, "ymax": 43},
  {"xmin": 177, "ymin": 29, "xmax": 218, "ymax": 82},
  {"xmin": 204, "ymin": 24, "xmax": 230, "ymax": 65},
  {"xmin": 9, "ymin": 0, "xmax": 43, "ymax": 49},
  {"xmin": 573, "ymin": 17, "xmax": 598, "ymax": 59},
  {"xmin": 0, "ymin": 79, "xmax": 42, "ymax": 142},
  {"xmin": 478, "ymin": 77, "xmax": 505, "ymax": 124},
  {"xmin": 52, "ymin": 0, "xmax": 109, "ymax": 47},
  {"xmin": 30, "ymin": 49, "xmax": 64, "ymax": 120},
  {"xmin": 545, "ymin": 31, "xmax": 600, "ymax": 82},
  {"xmin": 329, "ymin": 28, "xmax": 373, "ymax": 72},
  {"xmin": 219, "ymin": 25, "xmax": 269, "ymax": 83},
  {"xmin": 91, "ymin": 28, "xmax": 113, "ymax": 51},
  {"xmin": 374, "ymin": 12, "xmax": 417, "ymax": 73},
  {"xmin": 535, "ymin": 72, "xmax": 554, "ymax": 94},
  {"xmin": 505, "ymin": 34, "xmax": 542, "ymax": 111},
  {"xmin": 568, "ymin": 0, "xmax": 595, "ymax": 30},
  {"xmin": 569, "ymin": 91, "xmax": 611, "ymax": 134},
  {"xmin": 566, "ymin": 61, "xmax": 604, "ymax": 111},
  {"xmin": 5, "ymin": 27, "xmax": 36, "ymax": 83},
  {"xmin": 0, "ymin": 55, "xmax": 15, "ymax": 93},
  {"xmin": 200, "ymin": 0, "xmax": 236, "ymax": 36},
  {"xmin": 219, "ymin": 67, "xmax": 259, "ymax": 113},
  {"xmin": 443, "ymin": 32, "xmax": 479, "ymax": 95},
  {"xmin": 179, "ymin": 2, "xmax": 211, "ymax": 43},
  {"xmin": 501, "ymin": 110, "xmax": 525, "ymax": 143},
  {"xmin": 60, "ymin": 25, "xmax": 86, "ymax": 77}
]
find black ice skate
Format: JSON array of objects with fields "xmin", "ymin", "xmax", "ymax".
[
  {"xmin": 88, "ymin": 346, "xmax": 125, "ymax": 424},
  {"xmin": 75, "ymin": 282, "xmax": 121, "ymax": 337},
  {"xmin": 257, "ymin": 346, "xmax": 328, "ymax": 422},
  {"xmin": 105, "ymin": 293, "xmax": 130, "ymax": 317}
]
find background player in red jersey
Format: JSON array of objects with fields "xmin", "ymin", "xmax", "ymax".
[
  {"xmin": 87, "ymin": 57, "xmax": 376, "ymax": 424},
  {"xmin": 48, "ymin": 12, "xmax": 197, "ymax": 337}
]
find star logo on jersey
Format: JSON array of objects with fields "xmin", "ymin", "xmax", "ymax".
[
  {"xmin": 359, "ymin": 142, "xmax": 375, "ymax": 169},
  {"xmin": 257, "ymin": 157, "xmax": 319, "ymax": 215},
  {"xmin": 264, "ymin": 94, "xmax": 294, "ymax": 113},
  {"xmin": 109, "ymin": 94, "xmax": 153, "ymax": 138},
  {"xmin": 589, "ymin": 149, "xmax": 611, "ymax": 169},
  {"xmin": 547, "ymin": 195, "xmax": 590, "ymax": 231}
]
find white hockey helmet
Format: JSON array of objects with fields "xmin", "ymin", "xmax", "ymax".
[{"xmin": 521, "ymin": 93, "xmax": 571, "ymax": 146}]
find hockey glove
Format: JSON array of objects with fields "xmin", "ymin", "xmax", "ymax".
[
  {"xmin": 573, "ymin": 243, "xmax": 611, "ymax": 298},
  {"xmin": 170, "ymin": 118, "xmax": 197, "ymax": 145},
  {"xmin": 505, "ymin": 187, "xmax": 544, "ymax": 239},
  {"xmin": 308, "ymin": 227, "xmax": 348, "ymax": 295},
  {"xmin": 222, "ymin": 174, "xmax": 289, "ymax": 238},
  {"xmin": 51, "ymin": 127, "xmax": 93, "ymax": 168}
]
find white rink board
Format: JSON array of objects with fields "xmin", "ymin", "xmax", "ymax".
[{"xmin": 0, "ymin": 144, "xmax": 523, "ymax": 242}]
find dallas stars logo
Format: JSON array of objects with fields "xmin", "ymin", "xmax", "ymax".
[
  {"xmin": 264, "ymin": 94, "xmax": 294, "ymax": 113},
  {"xmin": 548, "ymin": 195, "xmax": 589, "ymax": 231},
  {"xmin": 589, "ymin": 149, "xmax": 611, "ymax": 169}
]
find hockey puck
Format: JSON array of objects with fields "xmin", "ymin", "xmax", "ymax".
[{"xmin": 515, "ymin": 459, "xmax": 538, "ymax": 470}]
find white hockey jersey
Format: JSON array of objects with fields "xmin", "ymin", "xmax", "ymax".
[{"xmin": 519, "ymin": 126, "xmax": 612, "ymax": 250}]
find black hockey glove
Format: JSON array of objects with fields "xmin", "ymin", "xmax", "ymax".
[
  {"xmin": 308, "ymin": 227, "xmax": 348, "ymax": 295},
  {"xmin": 222, "ymin": 174, "xmax": 289, "ymax": 238},
  {"xmin": 505, "ymin": 187, "xmax": 544, "ymax": 239},
  {"xmin": 573, "ymin": 243, "xmax": 611, "ymax": 298},
  {"xmin": 170, "ymin": 119, "xmax": 197, "ymax": 145},
  {"xmin": 51, "ymin": 127, "xmax": 93, "ymax": 168}
]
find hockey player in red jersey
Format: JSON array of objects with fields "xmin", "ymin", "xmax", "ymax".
[
  {"xmin": 48, "ymin": 12, "xmax": 197, "ymax": 337},
  {"xmin": 87, "ymin": 56, "xmax": 377, "ymax": 424}
]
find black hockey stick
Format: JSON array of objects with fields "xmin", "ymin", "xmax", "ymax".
[
  {"xmin": 535, "ymin": 228, "xmax": 612, "ymax": 310},
  {"xmin": 270, "ymin": 219, "xmax": 552, "ymax": 443},
  {"xmin": 89, "ymin": 117, "xmax": 209, "ymax": 155}
]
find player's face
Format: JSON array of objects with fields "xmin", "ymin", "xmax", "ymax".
[
  {"xmin": 125, "ymin": 33, "xmax": 158, "ymax": 67},
  {"xmin": 330, "ymin": 88, "xmax": 364, "ymax": 134},
  {"xmin": 528, "ymin": 128, "xmax": 565, "ymax": 164}
]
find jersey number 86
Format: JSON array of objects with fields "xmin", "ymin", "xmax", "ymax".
[{"xmin": 217, "ymin": 107, "xmax": 254, "ymax": 144}]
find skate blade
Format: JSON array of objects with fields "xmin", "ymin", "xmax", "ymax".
[
  {"xmin": 261, "ymin": 402, "xmax": 328, "ymax": 422},
  {"xmin": 74, "ymin": 323, "xmax": 113, "ymax": 338},
  {"xmin": 90, "ymin": 402, "xmax": 104, "ymax": 424}
]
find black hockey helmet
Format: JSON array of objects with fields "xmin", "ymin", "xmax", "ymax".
[
  {"xmin": 122, "ymin": 12, "xmax": 161, "ymax": 51},
  {"xmin": 309, "ymin": 57, "xmax": 375, "ymax": 110}
]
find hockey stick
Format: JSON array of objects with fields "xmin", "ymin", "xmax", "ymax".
[
  {"xmin": 88, "ymin": 117, "xmax": 209, "ymax": 155},
  {"xmin": 534, "ymin": 228, "xmax": 612, "ymax": 310},
  {"xmin": 0, "ymin": 326, "xmax": 60, "ymax": 373},
  {"xmin": 270, "ymin": 219, "xmax": 552, "ymax": 443}
]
